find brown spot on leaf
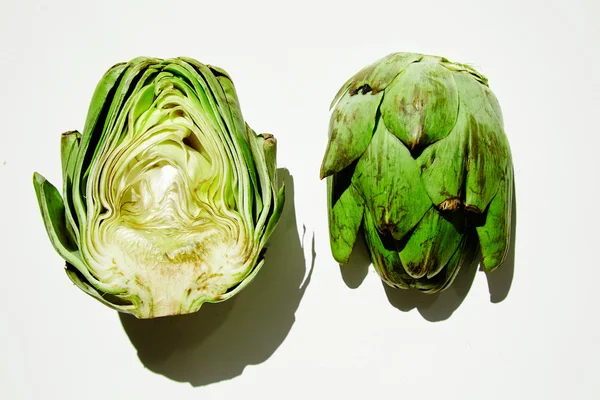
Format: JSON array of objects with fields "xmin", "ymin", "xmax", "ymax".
[
  {"xmin": 438, "ymin": 198, "xmax": 461, "ymax": 212},
  {"xmin": 262, "ymin": 133, "xmax": 276, "ymax": 146}
]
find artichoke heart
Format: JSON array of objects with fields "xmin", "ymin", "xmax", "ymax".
[
  {"xmin": 34, "ymin": 57, "xmax": 285, "ymax": 318},
  {"xmin": 322, "ymin": 52, "xmax": 513, "ymax": 293}
]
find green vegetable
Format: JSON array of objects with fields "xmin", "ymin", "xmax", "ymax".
[
  {"xmin": 321, "ymin": 53, "xmax": 513, "ymax": 293},
  {"xmin": 34, "ymin": 57, "xmax": 285, "ymax": 318}
]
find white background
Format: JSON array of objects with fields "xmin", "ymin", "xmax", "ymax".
[{"xmin": 1, "ymin": 0, "xmax": 599, "ymax": 398}]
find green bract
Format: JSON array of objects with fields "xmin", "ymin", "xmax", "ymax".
[
  {"xmin": 321, "ymin": 52, "xmax": 513, "ymax": 293},
  {"xmin": 34, "ymin": 57, "xmax": 285, "ymax": 318}
]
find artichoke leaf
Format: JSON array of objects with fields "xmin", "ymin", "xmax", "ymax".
[
  {"xmin": 33, "ymin": 173, "xmax": 104, "ymax": 289},
  {"xmin": 476, "ymin": 163, "xmax": 514, "ymax": 271},
  {"xmin": 381, "ymin": 61, "xmax": 459, "ymax": 151},
  {"xmin": 416, "ymin": 232, "xmax": 477, "ymax": 294},
  {"xmin": 320, "ymin": 89, "xmax": 383, "ymax": 178},
  {"xmin": 454, "ymin": 72, "xmax": 510, "ymax": 214},
  {"xmin": 352, "ymin": 122, "xmax": 431, "ymax": 241},
  {"xmin": 398, "ymin": 207, "xmax": 464, "ymax": 279},
  {"xmin": 330, "ymin": 52, "xmax": 423, "ymax": 109},
  {"xmin": 362, "ymin": 211, "xmax": 412, "ymax": 289},
  {"xmin": 417, "ymin": 107, "xmax": 469, "ymax": 210},
  {"xmin": 61, "ymin": 131, "xmax": 82, "ymax": 242},
  {"xmin": 327, "ymin": 176, "xmax": 364, "ymax": 264}
]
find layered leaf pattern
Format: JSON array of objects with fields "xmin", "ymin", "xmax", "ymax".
[
  {"xmin": 34, "ymin": 57, "xmax": 285, "ymax": 318},
  {"xmin": 322, "ymin": 52, "xmax": 513, "ymax": 293}
]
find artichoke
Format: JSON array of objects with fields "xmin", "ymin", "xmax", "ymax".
[
  {"xmin": 321, "ymin": 52, "xmax": 513, "ymax": 293},
  {"xmin": 34, "ymin": 57, "xmax": 285, "ymax": 318}
]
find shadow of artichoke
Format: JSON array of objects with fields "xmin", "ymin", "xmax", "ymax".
[{"xmin": 119, "ymin": 170, "xmax": 315, "ymax": 386}]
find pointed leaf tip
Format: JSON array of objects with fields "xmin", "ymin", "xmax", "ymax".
[
  {"xmin": 319, "ymin": 163, "xmax": 330, "ymax": 180},
  {"xmin": 321, "ymin": 90, "xmax": 383, "ymax": 178},
  {"xmin": 33, "ymin": 171, "xmax": 45, "ymax": 185}
]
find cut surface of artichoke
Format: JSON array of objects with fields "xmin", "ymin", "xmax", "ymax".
[
  {"xmin": 94, "ymin": 84, "xmax": 250, "ymax": 316},
  {"xmin": 34, "ymin": 57, "xmax": 284, "ymax": 318}
]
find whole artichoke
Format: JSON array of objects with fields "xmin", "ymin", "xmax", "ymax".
[
  {"xmin": 321, "ymin": 52, "xmax": 513, "ymax": 293},
  {"xmin": 34, "ymin": 57, "xmax": 284, "ymax": 318}
]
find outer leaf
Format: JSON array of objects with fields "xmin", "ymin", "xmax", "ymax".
[
  {"xmin": 258, "ymin": 131, "xmax": 285, "ymax": 242},
  {"xmin": 61, "ymin": 131, "xmax": 80, "ymax": 174},
  {"xmin": 476, "ymin": 163, "xmax": 513, "ymax": 271},
  {"xmin": 60, "ymin": 131, "xmax": 81, "ymax": 242},
  {"xmin": 320, "ymin": 90, "xmax": 383, "ymax": 178},
  {"xmin": 417, "ymin": 232, "xmax": 478, "ymax": 294},
  {"xmin": 454, "ymin": 72, "xmax": 510, "ymax": 213},
  {"xmin": 381, "ymin": 61, "xmax": 459, "ymax": 150},
  {"xmin": 352, "ymin": 122, "xmax": 431, "ymax": 241},
  {"xmin": 362, "ymin": 211, "xmax": 412, "ymax": 289},
  {"xmin": 361, "ymin": 177, "xmax": 478, "ymax": 294},
  {"xmin": 80, "ymin": 62, "xmax": 129, "ymax": 144},
  {"xmin": 264, "ymin": 184, "xmax": 286, "ymax": 240},
  {"xmin": 327, "ymin": 177, "xmax": 364, "ymax": 264},
  {"xmin": 398, "ymin": 208, "xmax": 463, "ymax": 279},
  {"xmin": 64, "ymin": 266, "xmax": 134, "ymax": 312},
  {"xmin": 440, "ymin": 59, "xmax": 488, "ymax": 85},
  {"xmin": 247, "ymin": 129, "xmax": 275, "ymax": 242},
  {"xmin": 213, "ymin": 70, "xmax": 262, "ymax": 220},
  {"xmin": 330, "ymin": 52, "xmax": 423, "ymax": 109},
  {"xmin": 261, "ymin": 134, "xmax": 278, "ymax": 199},
  {"xmin": 33, "ymin": 173, "xmax": 87, "ymax": 276},
  {"xmin": 417, "ymin": 107, "xmax": 469, "ymax": 209}
]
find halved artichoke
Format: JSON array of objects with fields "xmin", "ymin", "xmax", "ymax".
[{"xmin": 34, "ymin": 57, "xmax": 285, "ymax": 318}]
